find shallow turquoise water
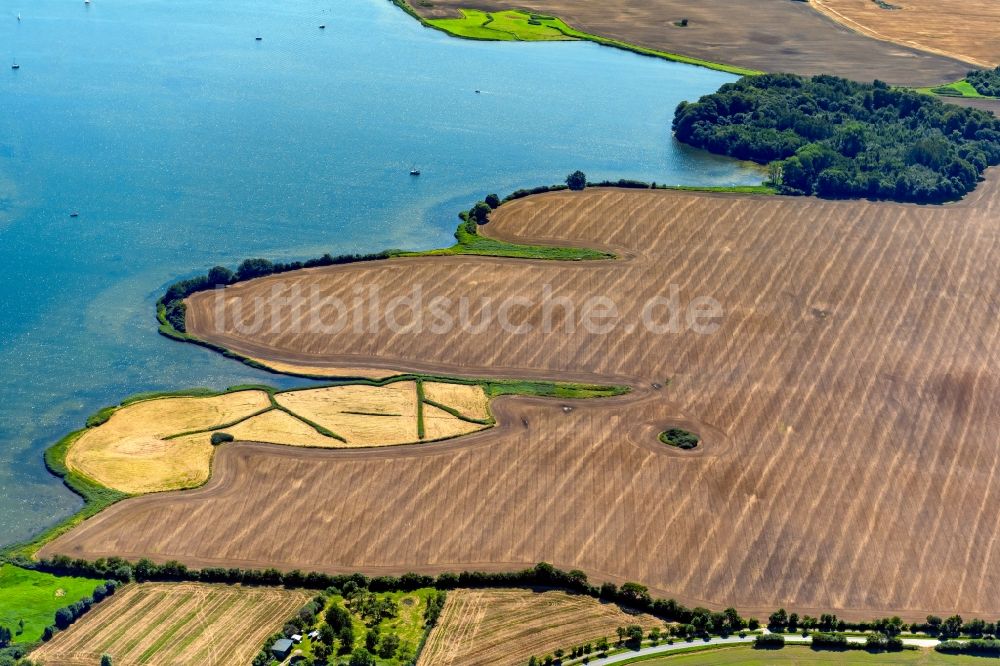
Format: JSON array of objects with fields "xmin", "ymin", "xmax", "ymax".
[{"xmin": 0, "ymin": 0, "xmax": 760, "ymax": 544}]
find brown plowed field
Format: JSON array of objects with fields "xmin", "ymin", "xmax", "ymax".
[
  {"xmin": 811, "ymin": 0, "xmax": 1000, "ymax": 69},
  {"xmin": 44, "ymin": 176, "xmax": 1000, "ymax": 620},
  {"xmin": 30, "ymin": 582, "xmax": 309, "ymax": 666},
  {"xmin": 411, "ymin": 0, "xmax": 970, "ymax": 86},
  {"xmin": 419, "ymin": 588, "xmax": 660, "ymax": 666}
]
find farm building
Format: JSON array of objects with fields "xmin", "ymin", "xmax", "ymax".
[{"xmin": 271, "ymin": 638, "xmax": 293, "ymax": 660}]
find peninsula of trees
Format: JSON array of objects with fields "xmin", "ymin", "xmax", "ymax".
[{"xmin": 673, "ymin": 73, "xmax": 1000, "ymax": 203}]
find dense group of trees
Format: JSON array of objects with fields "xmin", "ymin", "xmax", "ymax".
[
  {"xmin": 673, "ymin": 73, "xmax": 1000, "ymax": 202},
  {"xmin": 937, "ymin": 638, "xmax": 1000, "ymax": 656},
  {"xmin": 251, "ymin": 583, "xmax": 431, "ymax": 665},
  {"xmin": 967, "ymin": 66, "xmax": 1000, "ymax": 97}
]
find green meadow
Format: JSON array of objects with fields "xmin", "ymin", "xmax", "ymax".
[{"xmin": 0, "ymin": 564, "xmax": 103, "ymax": 644}]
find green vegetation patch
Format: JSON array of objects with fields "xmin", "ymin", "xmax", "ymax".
[
  {"xmin": 967, "ymin": 66, "xmax": 1000, "ymax": 97},
  {"xmin": 427, "ymin": 9, "xmax": 575, "ymax": 41},
  {"xmin": 675, "ymin": 73, "xmax": 1000, "ymax": 203},
  {"xmin": 659, "ymin": 428, "xmax": 699, "ymax": 450},
  {"xmin": 265, "ymin": 586, "xmax": 445, "ymax": 666},
  {"xmin": 0, "ymin": 564, "xmax": 103, "ymax": 644},
  {"xmin": 923, "ymin": 80, "xmax": 989, "ymax": 99},
  {"xmin": 413, "ymin": 224, "xmax": 612, "ymax": 261},
  {"xmin": 420, "ymin": 6, "xmax": 758, "ymax": 75}
]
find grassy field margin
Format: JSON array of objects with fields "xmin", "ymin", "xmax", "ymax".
[{"xmin": 391, "ymin": 1, "xmax": 760, "ymax": 76}]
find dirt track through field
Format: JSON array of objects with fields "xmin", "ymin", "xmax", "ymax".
[
  {"xmin": 412, "ymin": 0, "xmax": 970, "ymax": 86},
  {"xmin": 44, "ymin": 176, "xmax": 1000, "ymax": 620},
  {"xmin": 811, "ymin": 0, "xmax": 1000, "ymax": 69}
]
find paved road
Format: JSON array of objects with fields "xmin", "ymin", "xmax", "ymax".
[{"xmin": 583, "ymin": 632, "xmax": 944, "ymax": 665}]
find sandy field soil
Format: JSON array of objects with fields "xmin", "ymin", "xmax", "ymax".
[
  {"xmin": 65, "ymin": 391, "xmax": 270, "ymax": 493},
  {"xmin": 411, "ymin": 0, "xmax": 969, "ymax": 86},
  {"xmin": 248, "ymin": 357, "xmax": 395, "ymax": 379},
  {"xmin": 811, "ymin": 0, "xmax": 1000, "ymax": 69},
  {"xmin": 419, "ymin": 588, "xmax": 660, "ymax": 666},
  {"xmin": 47, "ymin": 175, "xmax": 1000, "ymax": 619},
  {"xmin": 31, "ymin": 582, "xmax": 309, "ymax": 666},
  {"xmin": 423, "ymin": 382, "xmax": 491, "ymax": 421}
]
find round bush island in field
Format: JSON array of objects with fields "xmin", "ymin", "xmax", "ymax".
[
  {"xmin": 210, "ymin": 431, "xmax": 235, "ymax": 446},
  {"xmin": 659, "ymin": 428, "xmax": 699, "ymax": 450}
]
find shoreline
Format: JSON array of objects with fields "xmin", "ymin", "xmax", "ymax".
[
  {"xmin": 2, "ymin": 376, "xmax": 627, "ymax": 561},
  {"xmin": 387, "ymin": 0, "xmax": 761, "ymax": 76}
]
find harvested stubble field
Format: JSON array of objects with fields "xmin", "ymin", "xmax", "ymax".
[
  {"xmin": 66, "ymin": 383, "xmax": 488, "ymax": 493},
  {"xmin": 811, "ymin": 0, "xmax": 1000, "ymax": 69},
  {"xmin": 410, "ymin": 0, "xmax": 969, "ymax": 85},
  {"xmin": 45, "ymin": 175, "xmax": 1000, "ymax": 620},
  {"xmin": 419, "ymin": 588, "xmax": 660, "ymax": 666},
  {"xmin": 30, "ymin": 582, "xmax": 310, "ymax": 666}
]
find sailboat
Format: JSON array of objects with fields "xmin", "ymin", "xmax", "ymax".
[
  {"xmin": 409, "ymin": 166, "xmax": 421, "ymax": 176},
  {"xmin": 11, "ymin": 59, "xmax": 19, "ymax": 70}
]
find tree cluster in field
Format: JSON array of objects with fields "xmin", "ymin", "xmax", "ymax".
[
  {"xmin": 251, "ymin": 582, "xmax": 438, "ymax": 666},
  {"xmin": 967, "ymin": 66, "xmax": 1000, "ymax": 97},
  {"xmin": 659, "ymin": 428, "xmax": 699, "ymax": 450},
  {"xmin": 673, "ymin": 73, "xmax": 1000, "ymax": 203},
  {"xmin": 459, "ymin": 193, "xmax": 501, "ymax": 235}
]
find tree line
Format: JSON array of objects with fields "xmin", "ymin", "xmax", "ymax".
[
  {"xmin": 15, "ymin": 556, "xmax": 1000, "ymax": 643},
  {"xmin": 673, "ymin": 73, "xmax": 1000, "ymax": 203},
  {"xmin": 158, "ymin": 250, "xmax": 394, "ymax": 333}
]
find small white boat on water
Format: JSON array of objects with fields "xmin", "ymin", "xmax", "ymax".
[{"xmin": 11, "ymin": 59, "xmax": 19, "ymax": 70}]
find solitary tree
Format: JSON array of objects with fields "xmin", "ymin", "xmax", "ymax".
[
  {"xmin": 485, "ymin": 193, "xmax": 501, "ymax": 209},
  {"xmin": 101, "ymin": 655, "xmax": 114, "ymax": 666},
  {"xmin": 0, "ymin": 626, "xmax": 11, "ymax": 648},
  {"xmin": 378, "ymin": 633, "xmax": 400, "ymax": 659},
  {"xmin": 566, "ymin": 170, "xmax": 587, "ymax": 191}
]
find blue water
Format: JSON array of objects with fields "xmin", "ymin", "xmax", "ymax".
[{"xmin": 0, "ymin": 0, "xmax": 759, "ymax": 544}]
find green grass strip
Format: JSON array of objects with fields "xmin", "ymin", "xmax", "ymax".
[
  {"xmin": 272, "ymin": 405, "xmax": 347, "ymax": 442},
  {"xmin": 163, "ymin": 406, "xmax": 276, "ymax": 440},
  {"xmin": 407, "ymin": 225, "xmax": 613, "ymax": 260},
  {"xmin": 340, "ymin": 411, "xmax": 404, "ymax": 417},
  {"xmin": 416, "ymin": 379, "xmax": 426, "ymax": 439},
  {"xmin": 414, "ymin": 4, "xmax": 760, "ymax": 75},
  {"xmin": 916, "ymin": 79, "xmax": 1000, "ymax": 100}
]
